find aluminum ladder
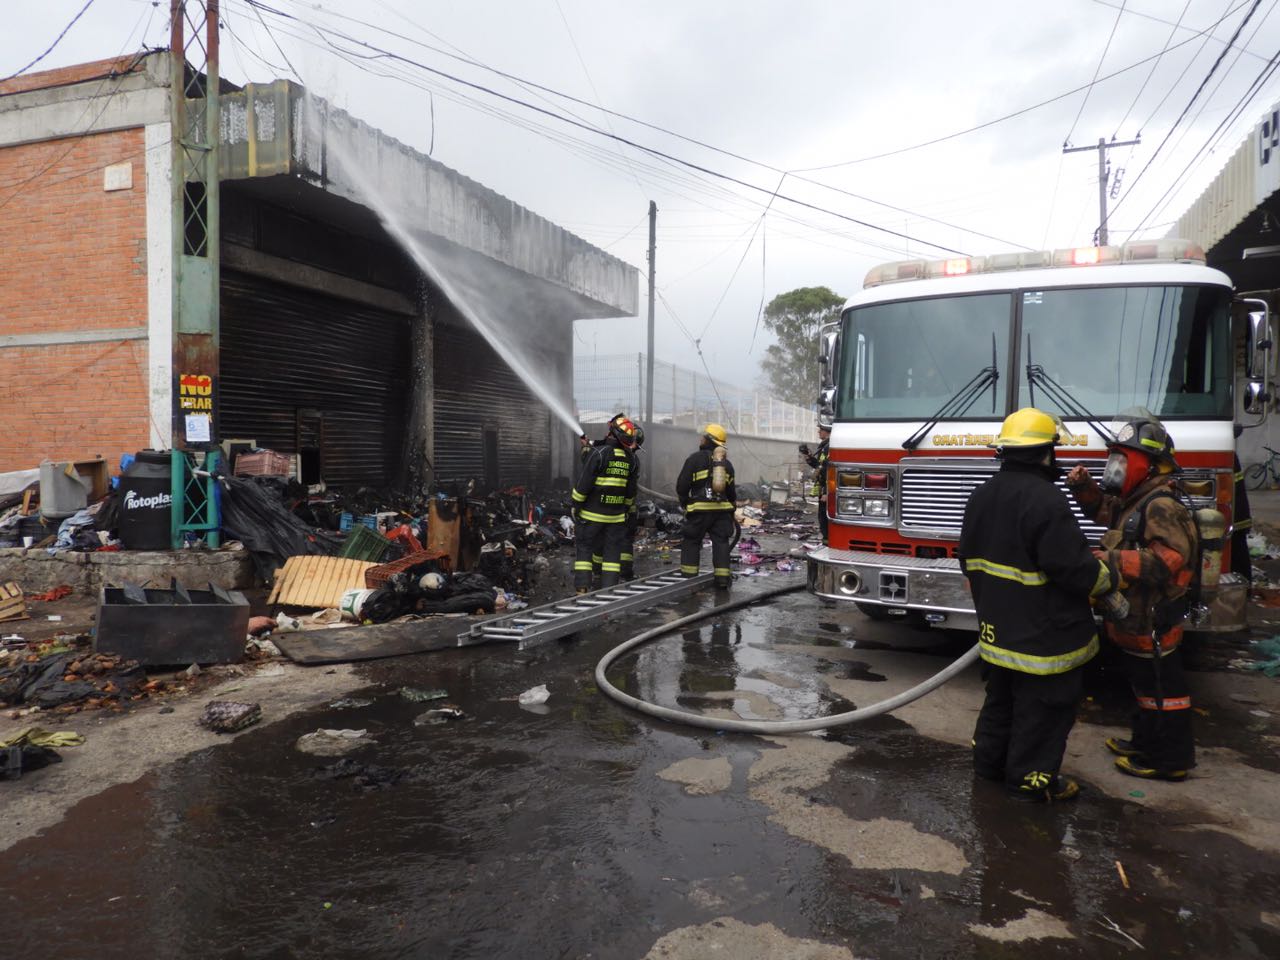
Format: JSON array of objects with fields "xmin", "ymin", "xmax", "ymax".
[{"xmin": 458, "ymin": 568, "xmax": 714, "ymax": 649}]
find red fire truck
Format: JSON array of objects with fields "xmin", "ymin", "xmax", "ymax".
[{"xmin": 805, "ymin": 239, "xmax": 1269, "ymax": 633}]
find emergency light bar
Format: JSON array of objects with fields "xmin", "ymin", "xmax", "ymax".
[{"xmin": 863, "ymin": 238, "xmax": 1206, "ymax": 288}]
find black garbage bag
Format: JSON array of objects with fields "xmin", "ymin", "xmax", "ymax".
[
  {"xmin": 415, "ymin": 591, "xmax": 495, "ymax": 615},
  {"xmin": 218, "ymin": 474, "xmax": 342, "ymax": 583},
  {"xmin": 1, "ymin": 744, "xmax": 62, "ymax": 781},
  {"xmin": 358, "ymin": 583, "xmax": 412, "ymax": 624}
]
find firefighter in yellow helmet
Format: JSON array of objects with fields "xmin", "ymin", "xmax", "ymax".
[
  {"xmin": 958, "ymin": 408, "xmax": 1117, "ymax": 802},
  {"xmin": 675, "ymin": 423, "xmax": 736, "ymax": 589}
]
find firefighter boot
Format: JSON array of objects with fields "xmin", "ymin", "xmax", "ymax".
[
  {"xmin": 1008, "ymin": 773, "xmax": 1080, "ymax": 803},
  {"xmin": 1104, "ymin": 737, "xmax": 1141, "ymax": 758},
  {"xmin": 1114, "ymin": 755, "xmax": 1188, "ymax": 782}
]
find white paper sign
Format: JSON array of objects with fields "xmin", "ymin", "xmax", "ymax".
[{"xmin": 185, "ymin": 413, "xmax": 212, "ymax": 443}]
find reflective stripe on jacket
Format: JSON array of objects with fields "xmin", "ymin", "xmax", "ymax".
[
  {"xmin": 573, "ymin": 441, "xmax": 636, "ymax": 523},
  {"xmin": 958, "ymin": 460, "xmax": 1111, "ymax": 675},
  {"xmin": 676, "ymin": 447, "xmax": 736, "ymax": 513},
  {"xmin": 805, "ymin": 440, "xmax": 830, "ymax": 497},
  {"xmin": 1071, "ymin": 475, "xmax": 1197, "ymax": 656}
]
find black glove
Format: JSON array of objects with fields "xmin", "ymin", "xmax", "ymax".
[{"xmin": 799, "ymin": 444, "xmax": 810, "ymax": 456}]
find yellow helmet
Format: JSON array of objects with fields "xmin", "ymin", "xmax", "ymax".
[
  {"xmin": 703, "ymin": 423, "xmax": 728, "ymax": 446},
  {"xmin": 990, "ymin": 408, "xmax": 1061, "ymax": 449}
]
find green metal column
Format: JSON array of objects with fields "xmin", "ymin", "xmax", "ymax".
[{"xmin": 169, "ymin": 0, "xmax": 222, "ymax": 548}]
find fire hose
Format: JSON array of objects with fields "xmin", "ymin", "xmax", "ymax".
[{"xmin": 594, "ymin": 581, "xmax": 980, "ymax": 734}]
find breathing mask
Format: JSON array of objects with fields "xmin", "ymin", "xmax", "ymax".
[{"xmin": 1101, "ymin": 448, "xmax": 1150, "ymax": 497}]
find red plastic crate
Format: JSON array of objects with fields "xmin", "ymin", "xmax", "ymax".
[
  {"xmin": 233, "ymin": 450, "xmax": 291, "ymax": 477},
  {"xmin": 364, "ymin": 549, "xmax": 452, "ymax": 588}
]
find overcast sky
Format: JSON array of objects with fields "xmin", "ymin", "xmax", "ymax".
[{"xmin": 6, "ymin": 0, "xmax": 1280, "ymax": 392}]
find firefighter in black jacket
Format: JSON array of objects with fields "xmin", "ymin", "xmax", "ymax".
[
  {"xmin": 800, "ymin": 419, "xmax": 832, "ymax": 543},
  {"xmin": 572, "ymin": 417, "xmax": 639, "ymax": 593},
  {"xmin": 621, "ymin": 426, "xmax": 644, "ymax": 580},
  {"xmin": 579, "ymin": 414, "xmax": 632, "ymax": 587},
  {"xmin": 959, "ymin": 408, "xmax": 1116, "ymax": 802},
  {"xmin": 676, "ymin": 423, "xmax": 736, "ymax": 589}
]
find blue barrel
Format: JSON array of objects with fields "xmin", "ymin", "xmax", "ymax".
[{"xmin": 118, "ymin": 450, "xmax": 172, "ymax": 550}]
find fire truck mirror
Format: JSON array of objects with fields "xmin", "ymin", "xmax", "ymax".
[
  {"xmin": 1244, "ymin": 379, "xmax": 1269, "ymax": 416},
  {"xmin": 1245, "ymin": 307, "xmax": 1271, "ymax": 380}
]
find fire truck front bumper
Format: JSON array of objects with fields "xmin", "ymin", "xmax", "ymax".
[{"xmin": 803, "ymin": 547, "xmax": 978, "ymax": 631}]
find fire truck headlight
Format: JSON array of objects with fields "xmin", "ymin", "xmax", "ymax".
[
  {"xmin": 837, "ymin": 495, "xmax": 864, "ymax": 517},
  {"xmin": 863, "ymin": 498, "xmax": 890, "ymax": 518}
]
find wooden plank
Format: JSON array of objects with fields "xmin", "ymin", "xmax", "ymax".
[
  {"xmin": 0, "ymin": 580, "xmax": 27, "ymax": 622},
  {"xmin": 317, "ymin": 556, "xmax": 344, "ymax": 608},
  {"xmin": 297, "ymin": 556, "xmax": 328, "ymax": 608},
  {"xmin": 267, "ymin": 560, "xmax": 289, "ymax": 605}
]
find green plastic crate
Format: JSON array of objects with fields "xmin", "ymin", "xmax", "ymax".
[{"xmin": 338, "ymin": 522, "xmax": 390, "ymax": 562}]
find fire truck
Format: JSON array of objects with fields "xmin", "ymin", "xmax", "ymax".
[{"xmin": 804, "ymin": 238, "xmax": 1270, "ymax": 633}]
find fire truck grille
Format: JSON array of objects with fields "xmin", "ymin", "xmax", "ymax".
[{"xmin": 899, "ymin": 465, "xmax": 1109, "ymax": 544}]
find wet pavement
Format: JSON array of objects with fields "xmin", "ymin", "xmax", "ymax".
[{"xmin": 4, "ymin": 569, "xmax": 1280, "ymax": 958}]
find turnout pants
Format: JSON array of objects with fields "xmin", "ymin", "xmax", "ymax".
[
  {"xmin": 680, "ymin": 510, "xmax": 735, "ymax": 588},
  {"xmin": 817, "ymin": 498, "xmax": 829, "ymax": 544},
  {"xmin": 1122, "ymin": 649, "xmax": 1195, "ymax": 771},
  {"xmin": 973, "ymin": 662, "xmax": 1083, "ymax": 797},
  {"xmin": 620, "ymin": 512, "xmax": 638, "ymax": 581},
  {"xmin": 575, "ymin": 518, "xmax": 627, "ymax": 590}
]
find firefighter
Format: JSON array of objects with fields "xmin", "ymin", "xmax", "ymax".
[
  {"xmin": 959, "ymin": 408, "xmax": 1116, "ymax": 802},
  {"xmin": 580, "ymin": 414, "xmax": 629, "ymax": 587},
  {"xmin": 799, "ymin": 418, "xmax": 832, "ymax": 543},
  {"xmin": 620, "ymin": 426, "xmax": 645, "ymax": 581},
  {"xmin": 1066, "ymin": 414, "xmax": 1198, "ymax": 781},
  {"xmin": 572, "ymin": 417, "xmax": 639, "ymax": 593},
  {"xmin": 676, "ymin": 423, "xmax": 737, "ymax": 590}
]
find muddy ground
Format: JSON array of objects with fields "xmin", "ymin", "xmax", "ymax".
[{"xmin": 2, "ymin": 531, "xmax": 1280, "ymax": 959}]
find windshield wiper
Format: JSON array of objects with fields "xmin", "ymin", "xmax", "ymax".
[
  {"xmin": 902, "ymin": 334, "xmax": 1000, "ymax": 450},
  {"xmin": 1024, "ymin": 335, "xmax": 1116, "ymax": 445}
]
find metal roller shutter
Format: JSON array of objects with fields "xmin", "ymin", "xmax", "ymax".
[
  {"xmin": 433, "ymin": 321, "xmax": 551, "ymax": 487},
  {"xmin": 220, "ymin": 270, "xmax": 412, "ymax": 487}
]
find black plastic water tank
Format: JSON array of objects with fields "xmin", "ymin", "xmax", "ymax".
[{"xmin": 118, "ymin": 450, "xmax": 172, "ymax": 550}]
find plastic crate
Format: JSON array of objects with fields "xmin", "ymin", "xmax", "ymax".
[
  {"xmin": 364, "ymin": 549, "xmax": 452, "ymax": 588},
  {"xmin": 233, "ymin": 450, "xmax": 291, "ymax": 477},
  {"xmin": 338, "ymin": 523, "xmax": 391, "ymax": 562},
  {"xmin": 339, "ymin": 512, "xmax": 378, "ymax": 533}
]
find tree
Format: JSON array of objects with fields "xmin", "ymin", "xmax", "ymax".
[{"xmin": 759, "ymin": 286, "xmax": 844, "ymax": 407}]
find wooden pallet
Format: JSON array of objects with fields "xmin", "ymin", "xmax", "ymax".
[
  {"xmin": 268, "ymin": 556, "xmax": 376, "ymax": 609},
  {"xmin": 0, "ymin": 581, "xmax": 27, "ymax": 622}
]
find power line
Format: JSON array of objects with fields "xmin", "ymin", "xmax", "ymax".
[
  {"xmin": 1135, "ymin": 0, "xmax": 1235, "ymax": 136},
  {"xmin": 1114, "ymin": 0, "xmax": 1191, "ymax": 135},
  {"xmin": 1087, "ymin": 0, "xmax": 1271, "ymax": 61},
  {"xmin": 1128, "ymin": 41, "xmax": 1280, "ymax": 239},
  {"xmin": 246, "ymin": 0, "xmax": 1019, "ymax": 250},
  {"xmin": 1, "ymin": 0, "xmax": 98, "ymax": 82},
  {"xmin": 239, "ymin": 0, "xmax": 972, "ymax": 255},
  {"xmin": 1065, "ymin": 0, "xmax": 1127, "ymax": 147},
  {"xmin": 1107, "ymin": 0, "xmax": 1265, "ymax": 230},
  {"xmin": 792, "ymin": 0, "xmax": 1254, "ymax": 171}
]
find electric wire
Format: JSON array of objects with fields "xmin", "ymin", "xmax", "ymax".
[
  {"xmin": 226, "ymin": 1, "xmax": 921, "ymax": 262},
  {"xmin": 795, "ymin": 0, "xmax": 1255, "ymax": 171},
  {"xmin": 1107, "ymin": 0, "xmax": 1265, "ymax": 232},
  {"xmin": 1115, "ymin": 0, "xmax": 1192, "ymax": 136},
  {"xmin": 239, "ymin": 0, "xmax": 1001, "ymax": 253},
  {"xmin": 1065, "ymin": 0, "xmax": 1127, "ymax": 147},
  {"xmin": 259, "ymin": 0, "xmax": 1027, "ymax": 250},
  {"xmin": 1089, "ymin": 0, "xmax": 1271, "ymax": 61},
  {"xmin": 2, "ymin": 0, "xmax": 98, "ymax": 81}
]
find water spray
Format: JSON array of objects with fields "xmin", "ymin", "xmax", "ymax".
[{"xmin": 307, "ymin": 97, "xmax": 584, "ymax": 439}]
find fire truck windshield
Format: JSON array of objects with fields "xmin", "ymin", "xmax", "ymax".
[{"xmin": 837, "ymin": 284, "xmax": 1232, "ymax": 422}]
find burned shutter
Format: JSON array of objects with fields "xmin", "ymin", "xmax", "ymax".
[
  {"xmin": 432, "ymin": 322, "xmax": 551, "ymax": 487},
  {"xmin": 220, "ymin": 270, "xmax": 412, "ymax": 487}
]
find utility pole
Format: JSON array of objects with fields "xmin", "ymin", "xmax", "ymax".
[
  {"xmin": 644, "ymin": 200, "xmax": 656, "ymax": 485},
  {"xmin": 1063, "ymin": 136, "xmax": 1139, "ymax": 246}
]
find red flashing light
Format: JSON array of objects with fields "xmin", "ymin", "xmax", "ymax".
[
  {"xmin": 1072, "ymin": 246, "xmax": 1101, "ymax": 265},
  {"xmin": 864, "ymin": 472, "xmax": 890, "ymax": 489},
  {"xmin": 943, "ymin": 258, "xmax": 969, "ymax": 276}
]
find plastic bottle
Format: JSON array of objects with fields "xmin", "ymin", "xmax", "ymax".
[
  {"xmin": 1195, "ymin": 507, "xmax": 1226, "ymax": 589},
  {"xmin": 710, "ymin": 445, "xmax": 728, "ymax": 496}
]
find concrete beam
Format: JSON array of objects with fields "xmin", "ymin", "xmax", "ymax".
[
  {"xmin": 218, "ymin": 83, "xmax": 639, "ymax": 319},
  {"xmin": 0, "ymin": 327, "xmax": 148, "ymax": 349},
  {"xmin": 221, "ymin": 243, "xmax": 418, "ymax": 316}
]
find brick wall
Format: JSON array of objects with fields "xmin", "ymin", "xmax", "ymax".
[
  {"xmin": 0, "ymin": 54, "xmax": 149, "ymax": 96},
  {"xmin": 0, "ymin": 127, "xmax": 152, "ymax": 472}
]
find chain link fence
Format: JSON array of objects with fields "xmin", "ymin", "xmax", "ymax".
[{"xmin": 574, "ymin": 353, "xmax": 811, "ymax": 441}]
